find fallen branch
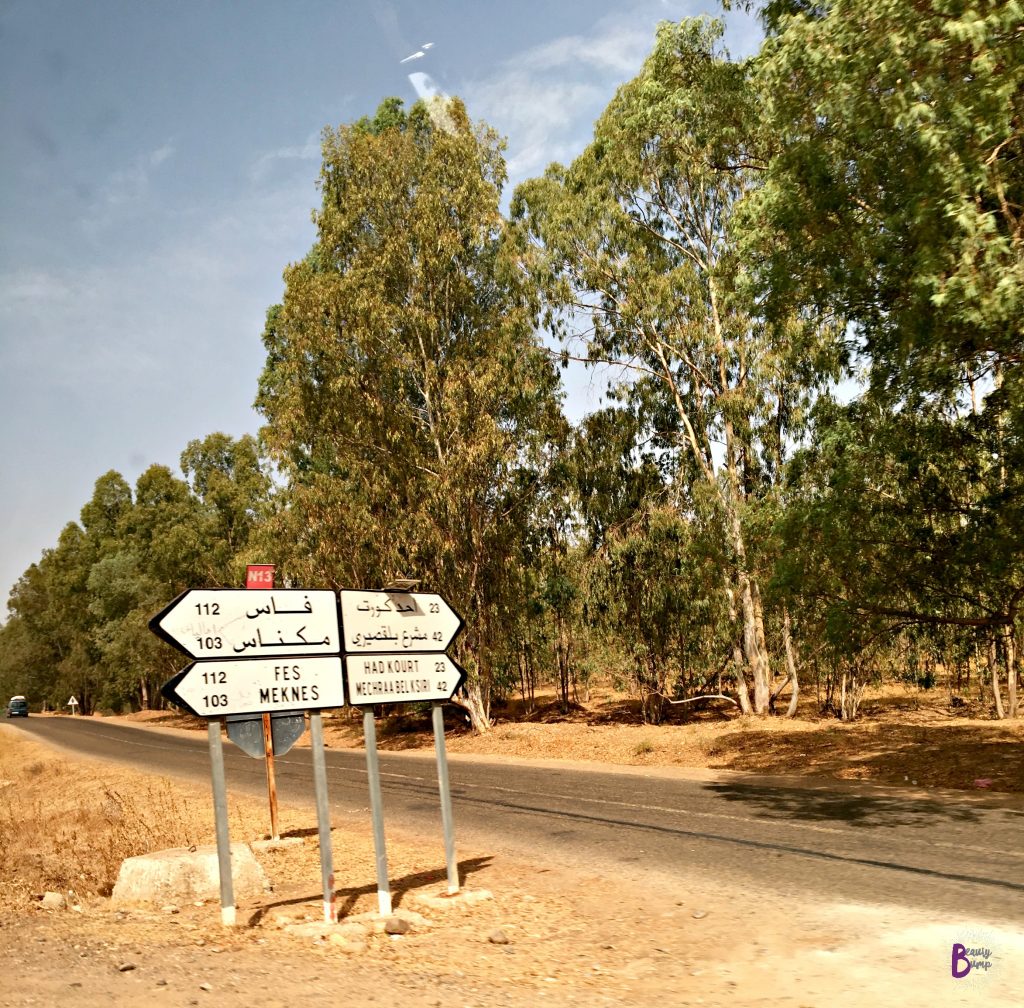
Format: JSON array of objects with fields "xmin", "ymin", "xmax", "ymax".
[{"xmin": 653, "ymin": 693, "xmax": 740, "ymax": 709}]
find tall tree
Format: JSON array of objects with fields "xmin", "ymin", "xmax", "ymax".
[
  {"xmin": 256, "ymin": 98, "xmax": 565, "ymax": 730},
  {"xmin": 513, "ymin": 19, "xmax": 839, "ymax": 714},
  {"xmin": 775, "ymin": 382, "xmax": 1024, "ymax": 717},
  {"xmin": 740, "ymin": 0, "xmax": 1023, "ymax": 713}
]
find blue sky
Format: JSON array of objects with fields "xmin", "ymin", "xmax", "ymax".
[{"xmin": 0, "ymin": 0, "xmax": 760, "ymax": 608}]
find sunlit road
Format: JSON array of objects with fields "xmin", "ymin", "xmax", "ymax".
[{"xmin": 8, "ymin": 715, "xmax": 1024, "ymax": 924}]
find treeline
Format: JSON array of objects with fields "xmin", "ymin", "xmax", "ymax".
[{"xmin": 2, "ymin": 3, "xmax": 1021, "ymax": 726}]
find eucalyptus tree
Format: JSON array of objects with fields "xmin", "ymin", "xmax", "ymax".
[
  {"xmin": 0, "ymin": 615, "xmax": 52, "ymax": 707},
  {"xmin": 739, "ymin": 0, "xmax": 1023, "ymax": 711},
  {"xmin": 180, "ymin": 432, "xmax": 272, "ymax": 585},
  {"xmin": 776, "ymin": 380, "xmax": 1024, "ymax": 718},
  {"xmin": 3, "ymin": 549, "xmax": 79, "ymax": 711},
  {"xmin": 256, "ymin": 98, "xmax": 566, "ymax": 730},
  {"xmin": 6, "ymin": 518, "xmax": 107, "ymax": 714},
  {"xmin": 89, "ymin": 464, "xmax": 211, "ymax": 710},
  {"xmin": 513, "ymin": 19, "xmax": 839, "ymax": 714},
  {"xmin": 2, "ymin": 443, "xmax": 272, "ymax": 712},
  {"xmin": 744, "ymin": 0, "xmax": 1023, "ymax": 398}
]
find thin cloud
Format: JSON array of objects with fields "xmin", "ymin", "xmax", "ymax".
[
  {"xmin": 516, "ymin": 23, "xmax": 652, "ymax": 76},
  {"xmin": 0, "ymin": 269, "xmax": 74, "ymax": 306},
  {"xmin": 463, "ymin": 5, "xmax": 680, "ymax": 183},
  {"xmin": 249, "ymin": 134, "xmax": 322, "ymax": 184},
  {"xmin": 101, "ymin": 142, "xmax": 175, "ymax": 207}
]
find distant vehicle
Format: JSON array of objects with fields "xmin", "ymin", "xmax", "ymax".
[{"xmin": 6, "ymin": 696, "xmax": 29, "ymax": 717}]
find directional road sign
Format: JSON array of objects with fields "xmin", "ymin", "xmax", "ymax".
[
  {"xmin": 338, "ymin": 590, "xmax": 463, "ymax": 654},
  {"xmin": 162, "ymin": 656, "xmax": 345, "ymax": 718},
  {"xmin": 150, "ymin": 589, "xmax": 341, "ymax": 660},
  {"xmin": 344, "ymin": 652, "xmax": 466, "ymax": 705}
]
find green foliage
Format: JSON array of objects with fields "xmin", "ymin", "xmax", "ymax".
[
  {"xmin": 745, "ymin": 0, "xmax": 1023, "ymax": 395},
  {"xmin": 1, "ymin": 437, "xmax": 272, "ymax": 712},
  {"xmin": 180, "ymin": 433, "xmax": 272, "ymax": 583},
  {"xmin": 255, "ymin": 97, "xmax": 566, "ymax": 726},
  {"xmin": 513, "ymin": 17, "xmax": 842, "ymax": 714},
  {"xmin": 777, "ymin": 380, "xmax": 1024, "ymax": 641},
  {"xmin": 597, "ymin": 505, "xmax": 733, "ymax": 723}
]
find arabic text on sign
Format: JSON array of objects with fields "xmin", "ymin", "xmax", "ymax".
[{"xmin": 152, "ymin": 589, "xmax": 340, "ymax": 660}]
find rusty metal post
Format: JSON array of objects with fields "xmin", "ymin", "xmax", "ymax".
[{"xmin": 261, "ymin": 712, "xmax": 280, "ymax": 840}]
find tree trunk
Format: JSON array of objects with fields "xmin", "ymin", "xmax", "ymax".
[
  {"xmin": 463, "ymin": 675, "xmax": 490, "ymax": 733},
  {"xmin": 724, "ymin": 585, "xmax": 753, "ymax": 715},
  {"xmin": 782, "ymin": 609, "xmax": 799, "ymax": 718},
  {"xmin": 989, "ymin": 636, "xmax": 1007, "ymax": 720},
  {"xmin": 1006, "ymin": 631, "xmax": 1019, "ymax": 719},
  {"xmin": 740, "ymin": 574, "xmax": 772, "ymax": 713},
  {"xmin": 727, "ymin": 504, "xmax": 772, "ymax": 714},
  {"xmin": 839, "ymin": 667, "xmax": 863, "ymax": 721}
]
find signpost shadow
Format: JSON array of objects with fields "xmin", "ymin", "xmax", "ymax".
[{"xmin": 244, "ymin": 855, "xmax": 494, "ymax": 926}]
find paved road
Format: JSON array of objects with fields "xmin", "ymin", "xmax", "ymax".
[{"xmin": 8, "ymin": 715, "xmax": 1024, "ymax": 923}]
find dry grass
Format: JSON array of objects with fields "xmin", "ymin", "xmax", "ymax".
[{"xmin": 0, "ymin": 734, "xmax": 268, "ymax": 907}]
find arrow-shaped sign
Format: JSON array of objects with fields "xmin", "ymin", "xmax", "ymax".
[
  {"xmin": 344, "ymin": 653, "xmax": 466, "ymax": 705},
  {"xmin": 338, "ymin": 590, "xmax": 463, "ymax": 654},
  {"xmin": 162, "ymin": 656, "xmax": 346, "ymax": 718},
  {"xmin": 150, "ymin": 589, "xmax": 341, "ymax": 660}
]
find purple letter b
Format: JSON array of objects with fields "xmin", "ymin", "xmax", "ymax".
[{"xmin": 951, "ymin": 943, "xmax": 971, "ymax": 979}]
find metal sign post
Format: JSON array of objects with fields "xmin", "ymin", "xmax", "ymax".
[
  {"xmin": 432, "ymin": 701, "xmax": 459, "ymax": 893},
  {"xmin": 208, "ymin": 718, "xmax": 235, "ymax": 927},
  {"xmin": 340, "ymin": 588, "xmax": 466, "ymax": 905},
  {"xmin": 151, "ymin": 585, "xmax": 345, "ymax": 927},
  {"xmin": 308, "ymin": 710, "xmax": 335, "ymax": 923},
  {"xmin": 153, "ymin": 583, "xmax": 472, "ymax": 926},
  {"xmin": 360, "ymin": 706, "xmax": 392, "ymax": 916},
  {"xmin": 247, "ymin": 564, "xmax": 281, "ymax": 841}
]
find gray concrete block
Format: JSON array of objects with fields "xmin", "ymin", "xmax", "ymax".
[{"xmin": 111, "ymin": 844, "xmax": 268, "ymax": 908}]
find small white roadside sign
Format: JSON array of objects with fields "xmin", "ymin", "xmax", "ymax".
[
  {"xmin": 162, "ymin": 656, "xmax": 345, "ymax": 718},
  {"xmin": 344, "ymin": 652, "xmax": 466, "ymax": 705},
  {"xmin": 338, "ymin": 590, "xmax": 462, "ymax": 653}
]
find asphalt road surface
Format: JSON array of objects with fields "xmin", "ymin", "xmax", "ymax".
[{"xmin": 8, "ymin": 715, "xmax": 1024, "ymax": 924}]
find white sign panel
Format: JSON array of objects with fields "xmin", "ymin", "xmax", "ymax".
[
  {"xmin": 150, "ymin": 589, "xmax": 341, "ymax": 660},
  {"xmin": 345, "ymin": 653, "xmax": 466, "ymax": 705},
  {"xmin": 163, "ymin": 656, "xmax": 345, "ymax": 718},
  {"xmin": 339, "ymin": 590, "xmax": 462, "ymax": 653}
]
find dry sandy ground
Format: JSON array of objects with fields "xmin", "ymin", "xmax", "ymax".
[{"xmin": 2, "ymin": 698, "xmax": 1023, "ymax": 1008}]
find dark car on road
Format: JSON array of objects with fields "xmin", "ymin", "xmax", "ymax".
[{"xmin": 6, "ymin": 696, "xmax": 29, "ymax": 717}]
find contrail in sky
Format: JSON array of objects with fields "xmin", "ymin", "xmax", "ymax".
[{"xmin": 367, "ymin": 3, "xmax": 451, "ymax": 130}]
